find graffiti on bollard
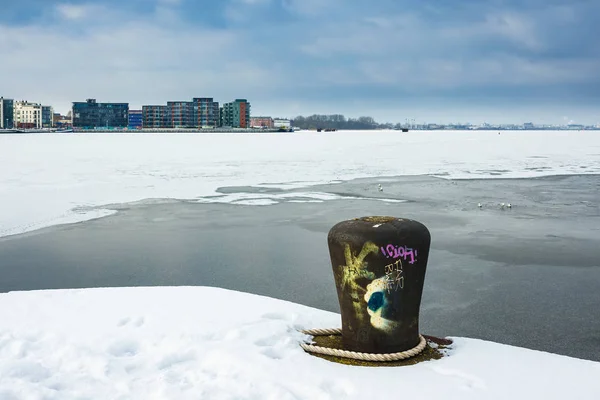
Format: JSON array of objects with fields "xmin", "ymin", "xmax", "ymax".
[{"xmin": 328, "ymin": 216, "xmax": 431, "ymax": 354}]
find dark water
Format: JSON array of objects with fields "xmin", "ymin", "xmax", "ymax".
[{"xmin": 1, "ymin": 175, "xmax": 599, "ymax": 361}]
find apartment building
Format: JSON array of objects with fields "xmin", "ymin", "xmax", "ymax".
[
  {"xmin": 222, "ymin": 99, "xmax": 250, "ymax": 128},
  {"xmin": 0, "ymin": 97, "xmax": 14, "ymax": 129},
  {"xmin": 14, "ymin": 100, "xmax": 42, "ymax": 129},
  {"xmin": 142, "ymin": 97, "xmax": 220, "ymax": 128},
  {"xmin": 250, "ymin": 116, "xmax": 273, "ymax": 128}
]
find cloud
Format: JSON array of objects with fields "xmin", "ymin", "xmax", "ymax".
[
  {"xmin": 355, "ymin": 57, "xmax": 600, "ymax": 89},
  {"xmin": 55, "ymin": 4, "xmax": 93, "ymax": 20},
  {"xmin": 0, "ymin": 2, "xmax": 284, "ymax": 112},
  {"xmin": 236, "ymin": 0, "xmax": 270, "ymax": 4},
  {"xmin": 0, "ymin": 0, "xmax": 598, "ymax": 124},
  {"xmin": 281, "ymin": 0, "xmax": 342, "ymax": 16},
  {"xmin": 294, "ymin": 4, "xmax": 600, "ymax": 95}
]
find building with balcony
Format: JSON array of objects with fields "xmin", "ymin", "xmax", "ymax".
[
  {"xmin": 142, "ymin": 105, "xmax": 168, "ymax": 128},
  {"xmin": 0, "ymin": 97, "xmax": 14, "ymax": 129},
  {"xmin": 142, "ymin": 97, "xmax": 220, "ymax": 129},
  {"xmin": 72, "ymin": 99, "xmax": 129, "ymax": 129},
  {"xmin": 193, "ymin": 98, "xmax": 220, "ymax": 128},
  {"xmin": 14, "ymin": 101, "xmax": 42, "ymax": 129},
  {"xmin": 128, "ymin": 110, "xmax": 143, "ymax": 129},
  {"xmin": 250, "ymin": 116, "xmax": 273, "ymax": 128},
  {"xmin": 222, "ymin": 99, "xmax": 250, "ymax": 128},
  {"xmin": 167, "ymin": 101, "xmax": 194, "ymax": 128}
]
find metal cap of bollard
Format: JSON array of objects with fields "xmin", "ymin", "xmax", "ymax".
[{"xmin": 327, "ymin": 216, "xmax": 431, "ymax": 354}]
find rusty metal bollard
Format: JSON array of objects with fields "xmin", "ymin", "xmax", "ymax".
[{"xmin": 327, "ymin": 216, "xmax": 431, "ymax": 354}]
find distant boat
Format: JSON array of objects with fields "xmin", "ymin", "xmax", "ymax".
[{"xmin": 23, "ymin": 129, "xmax": 49, "ymax": 133}]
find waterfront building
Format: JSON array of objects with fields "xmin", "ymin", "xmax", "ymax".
[
  {"xmin": 142, "ymin": 105, "xmax": 168, "ymax": 128},
  {"xmin": 142, "ymin": 97, "xmax": 219, "ymax": 129},
  {"xmin": 222, "ymin": 99, "xmax": 250, "ymax": 128},
  {"xmin": 193, "ymin": 98, "xmax": 220, "ymax": 128},
  {"xmin": 128, "ymin": 110, "xmax": 143, "ymax": 130},
  {"xmin": 42, "ymin": 106, "xmax": 54, "ymax": 128},
  {"xmin": 168, "ymin": 101, "xmax": 193, "ymax": 128},
  {"xmin": 14, "ymin": 101, "xmax": 42, "ymax": 129},
  {"xmin": 72, "ymin": 99, "xmax": 129, "ymax": 129},
  {"xmin": 0, "ymin": 97, "xmax": 14, "ymax": 129},
  {"xmin": 250, "ymin": 116, "xmax": 273, "ymax": 128}
]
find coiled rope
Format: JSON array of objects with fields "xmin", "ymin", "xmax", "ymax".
[{"xmin": 299, "ymin": 328, "xmax": 427, "ymax": 362}]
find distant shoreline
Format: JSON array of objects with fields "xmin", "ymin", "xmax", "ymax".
[
  {"xmin": 0, "ymin": 127, "xmax": 296, "ymax": 134},
  {"xmin": 2, "ymin": 127, "xmax": 599, "ymax": 134}
]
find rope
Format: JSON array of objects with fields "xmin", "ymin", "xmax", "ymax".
[
  {"xmin": 300, "ymin": 327, "xmax": 342, "ymax": 336},
  {"xmin": 299, "ymin": 328, "xmax": 427, "ymax": 362}
]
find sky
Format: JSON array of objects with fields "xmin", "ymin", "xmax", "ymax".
[{"xmin": 1, "ymin": 0, "xmax": 599, "ymax": 125}]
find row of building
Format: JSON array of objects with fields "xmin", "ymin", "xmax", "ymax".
[
  {"xmin": 139, "ymin": 97, "xmax": 247, "ymax": 129},
  {"xmin": 0, "ymin": 95, "xmax": 297, "ymax": 131},
  {"xmin": 94, "ymin": 97, "xmax": 250, "ymax": 129},
  {"xmin": 1, "ymin": 96, "xmax": 254, "ymax": 130}
]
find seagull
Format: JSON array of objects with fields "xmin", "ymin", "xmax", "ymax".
[
  {"xmin": 378, "ymin": 184, "xmax": 383, "ymax": 192},
  {"xmin": 500, "ymin": 202, "xmax": 506, "ymax": 209},
  {"xmin": 478, "ymin": 203, "xmax": 482, "ymax": 209},
  {"xmin": 507, "ymin": 203, "xmax": 512, "ymax": 209}
]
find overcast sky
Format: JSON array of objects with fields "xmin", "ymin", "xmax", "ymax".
[{"xmin": 1, "ymin": 0, "xmax": 599, "ymax": 124}]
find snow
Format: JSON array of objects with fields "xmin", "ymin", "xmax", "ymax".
[
  {"xmin": 2, "ymin": 131, "xmax": 600, "ymax": 398},
  {"xmin": 195, "ymin": 191, "xmax": 406, "ymax": 205},
  {"xmin": 0, "ymin": 286, "xmax": 598, "ymax": 399},
  {"xmin": 1, "ymin": 130, "xmax": 599, "ymax": 238}
]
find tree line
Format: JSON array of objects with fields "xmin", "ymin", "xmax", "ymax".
[{"xmin": 290, "ymin": 114, "xmax": 403, "ymax": 130}]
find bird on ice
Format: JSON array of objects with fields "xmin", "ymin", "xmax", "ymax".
[
  {"xmin": 378, "ymin": 184, "xmax": 383, "ymax": 192},
  {"xmin": 507, "ymin": 203, "xmax": 512, "ymax": 209},
  {"xmin": 500, "ymin": 203, "xmax": 506, "ymax": 209},
  {"xmin": 478, "ymin": 203, "xmax": 482, "ymax": 209}
]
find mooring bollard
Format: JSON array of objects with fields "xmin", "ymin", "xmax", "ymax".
[{"xmin": 327, "ymin": 216, "xmax": 431, "ymax": 354}]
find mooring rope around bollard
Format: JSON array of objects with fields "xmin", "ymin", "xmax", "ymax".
[{"xmin": 299, "ymin": 328, "xmax": 427, "ymax": 362}]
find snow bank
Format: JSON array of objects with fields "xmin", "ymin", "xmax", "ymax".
[
  {"xmin": 1, "ymin": 130, "xmax": 599, "ymax": 238},
  {"xmin": 0, "ymin": 287, "xmax": 598, "ymax": 399}
]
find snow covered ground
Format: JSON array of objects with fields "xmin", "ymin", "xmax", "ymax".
[
  {"xmin": 1, "ymin": 130, "xmax": 600, "ymax": 238},
  {"xmin": 0, "ymin": 286, "xmax": 598, "ymax": 399},
  {"xmin": 2, "ymin": 131, "xmax": 600, "ymax": 398}
]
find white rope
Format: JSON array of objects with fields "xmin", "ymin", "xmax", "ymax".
[
  {"xmin": 299, "ymin": 328, "xmax": 427, "ymax": 362},
  {"xmin": 300, "ymin": 327, "xmax": 342, "ymax": 336}
]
